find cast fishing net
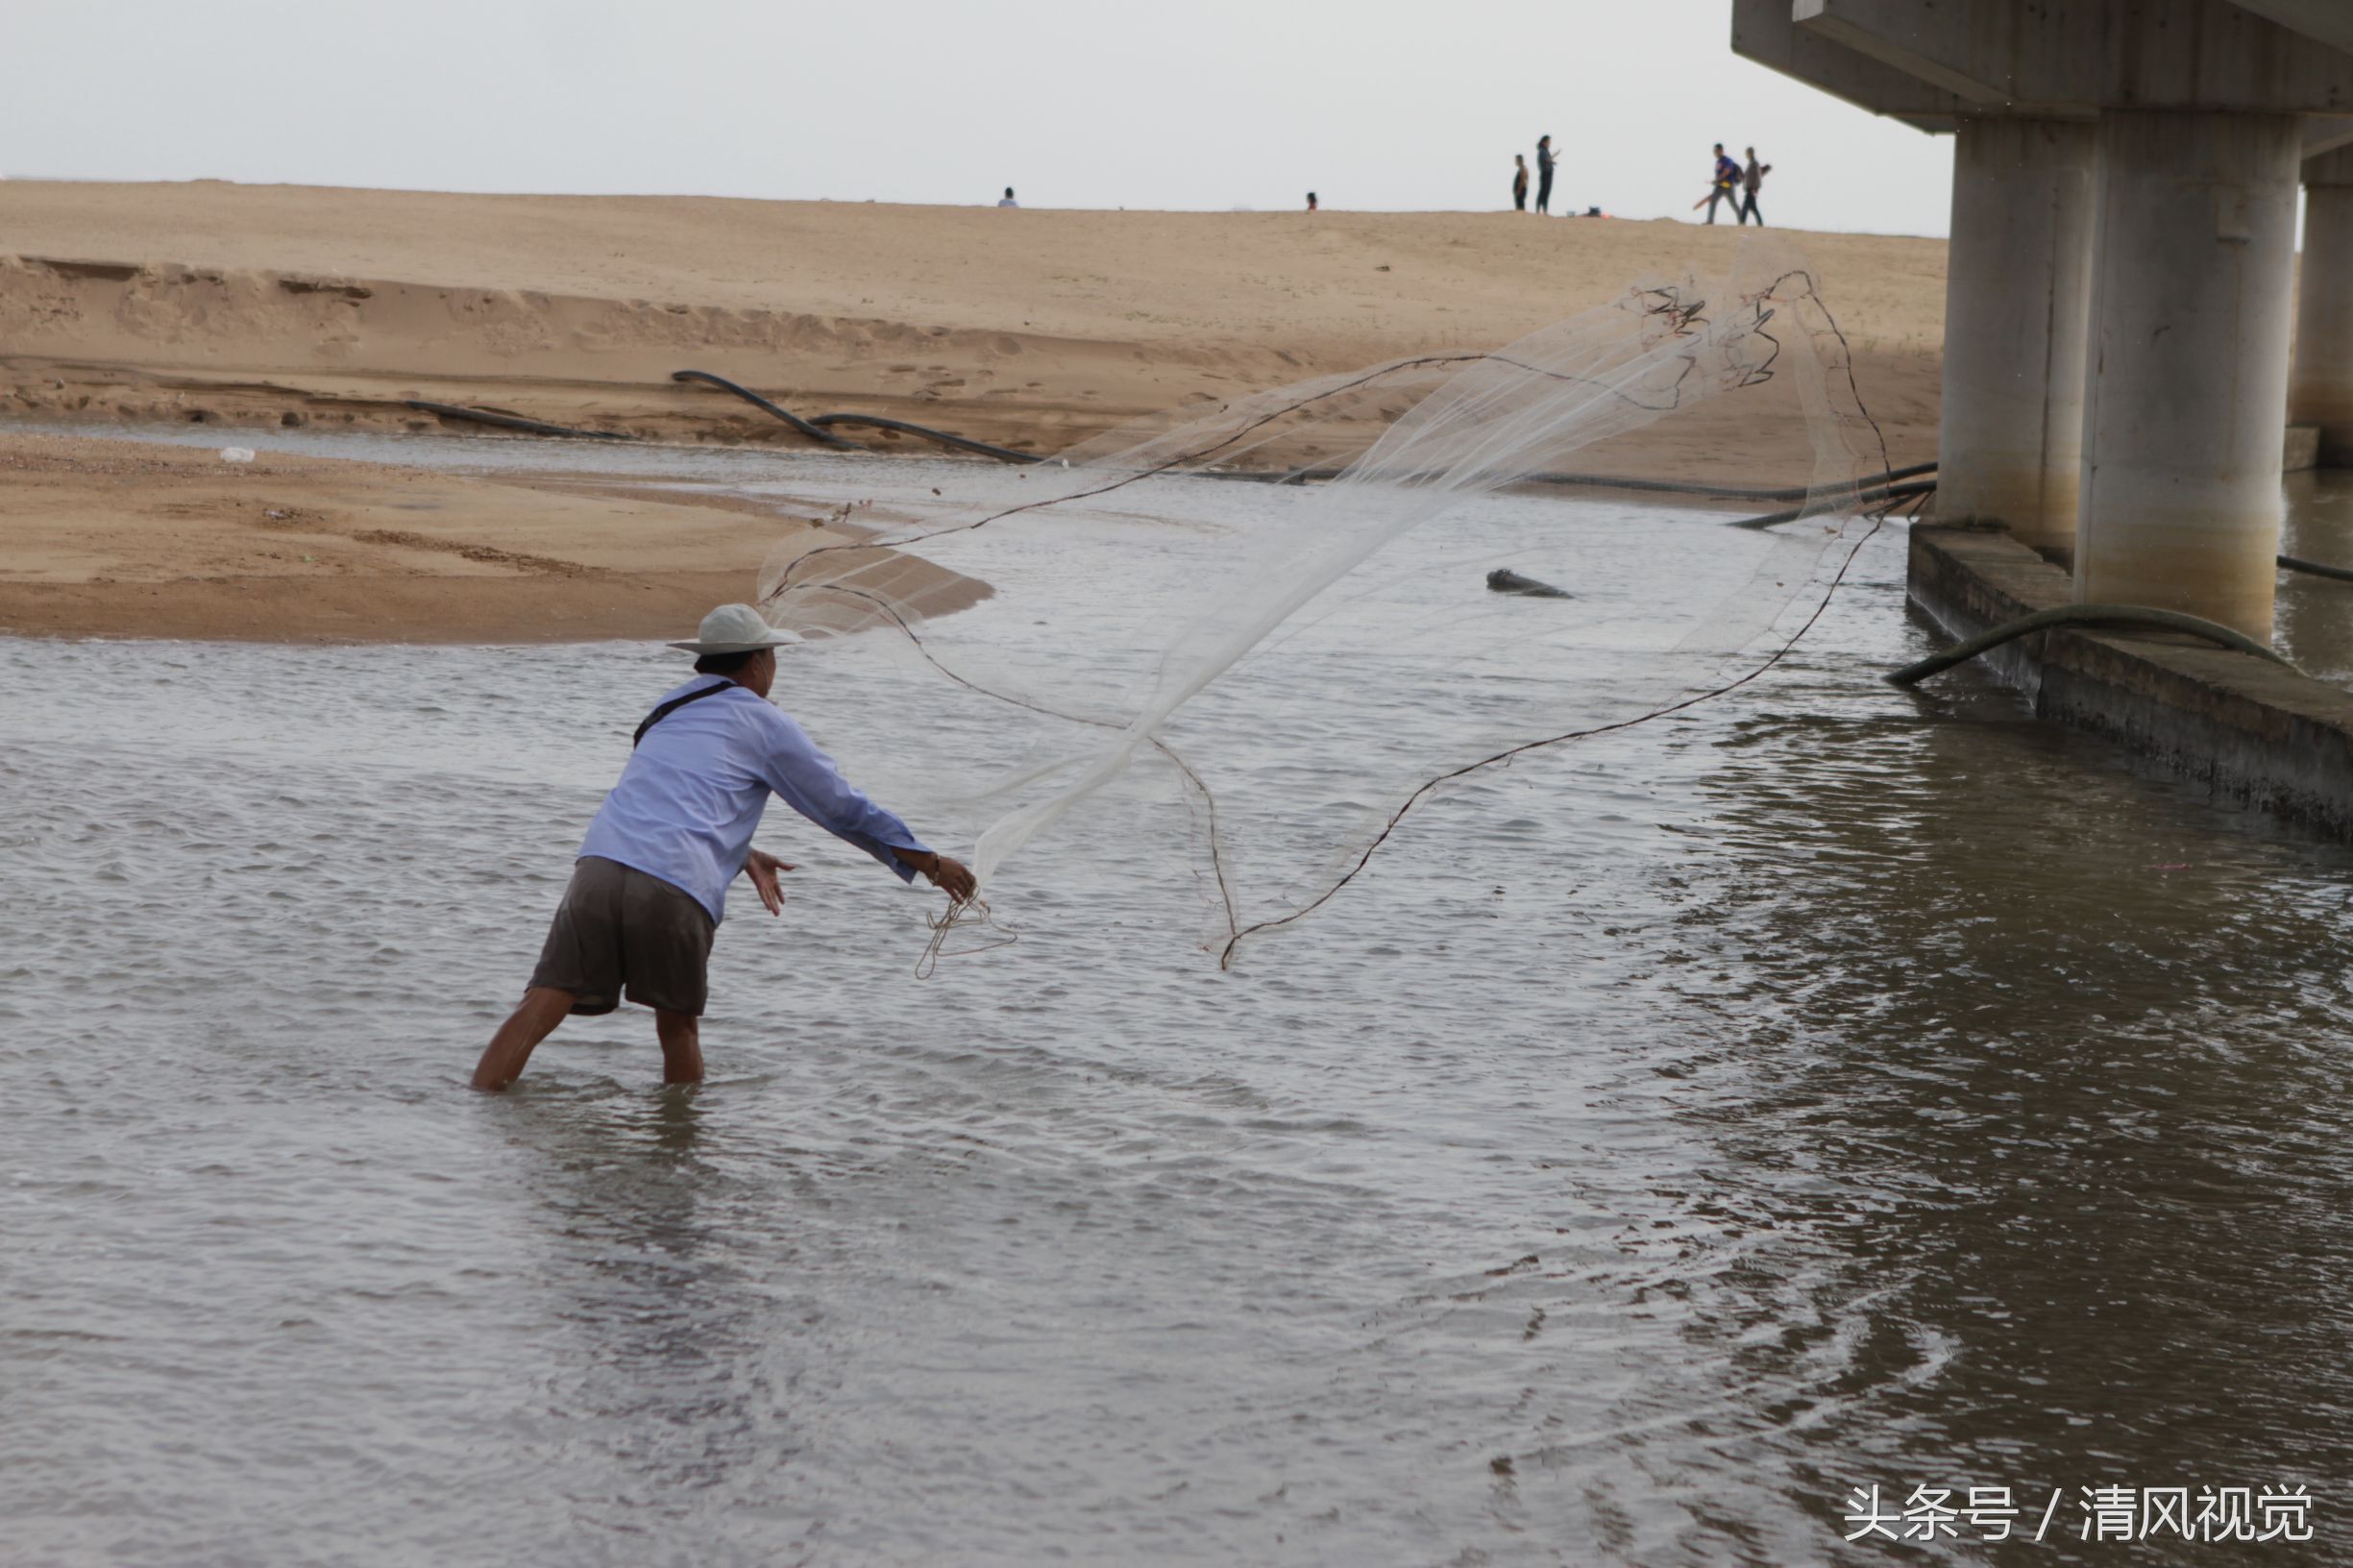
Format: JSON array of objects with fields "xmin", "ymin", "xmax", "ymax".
[{"xmin": 753, "ymin": 238, "xmax": 1892, "ymax": 968}]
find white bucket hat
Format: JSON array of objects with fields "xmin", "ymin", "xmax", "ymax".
[{"xmin": 667, "ymin": 602, "xmax": 801, "ymax": 654}]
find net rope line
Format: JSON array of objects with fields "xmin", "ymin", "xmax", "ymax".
[
  {"xmin": 1194, "ymin": 271, "xmax": 1897, "ymax": 954},
  {"xmin": 1213, "ymin": 498, "xmax": 1897, "ymax": 969},
  {"xmin": 873, "ymin": 268, "xmax": 1893, "ymax": 971},
  {"xmin": 1202, "ymin": 463, "xmax": 1929, "ymax": 976},
  {"xmin": 800, "ymin": 267, "xmax": 1894, "ymax": 971},
  {"xmin": 916, "ymin": 894, "xmax": 1017, "ymax": 979},
  {"xmin": 909, "ymin": 495, "xmax": 1896, "ymax": 977}
]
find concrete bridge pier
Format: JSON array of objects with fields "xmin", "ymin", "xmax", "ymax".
[
  {"xmin": 2075, "ymin": 110, "xmax": 2302, "ymax": 643},
  {"xmin": 2292, "ymin": 147, "xmax": 2353, "ymax": 465},
  {"xmin": 1738, "ymin": 0, "xmax": 2353, "ymax": 635},
  {"xmin": 1937, "ymin": 115, "xmax": 2096, "ymax": 557},
  {"xmin": 1732, "ymin": 0, "xmax": 2353, "ymax": 841}
]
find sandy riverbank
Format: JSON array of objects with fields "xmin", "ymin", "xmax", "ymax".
[
  {"xmin": 0, "ymin": 181, "xmax": 1947, "ymax": 468},
  {"xmin": 0, "ymin": 182, "xmax": 1950, "ymax": 641},
  {"xmin": 0, "ymin": 431, "xmax": 980, "ymax": 642}
]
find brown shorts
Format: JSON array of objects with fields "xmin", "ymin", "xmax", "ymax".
[{"xmin": 527, "ymin": 856, "xmax": 717, "ymax": 1017}]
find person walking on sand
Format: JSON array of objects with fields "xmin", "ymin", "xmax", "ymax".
[
  {"xmin": 1306, "ymin": 191, "xmax": 1318, "ymax": 212},
  {"xmin": 1534, "ymin": 135, "xmax": 1556, "ymax": 215},
  {"xmin": 997, "ymin": 186, "xmax": 1019, "ymax": 208},
  {"xmin": 1511, "ymin": 153, "xmax": 1530, "ymax": 211},
  {"xmin": 1738, "ymin": 147, "xmax": 1771, "ymax": 226},
  {"xmin": 470, "ymin": 603, "xmax": 977, "ymax": 1091},
  {"xmin": 1699, "ymin": 143, "xmax": 1741, "ymax": 224}
]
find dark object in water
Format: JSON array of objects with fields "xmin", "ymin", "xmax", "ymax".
[{"xmin": 1486, "ymin": 568, "xmax": 1572, "ymax": 599}]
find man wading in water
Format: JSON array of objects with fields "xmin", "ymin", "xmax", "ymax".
[{"xmin": 471, "ymin": 603, "xmax": 976, "ymax": 1090}]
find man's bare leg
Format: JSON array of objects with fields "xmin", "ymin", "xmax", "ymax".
[
  {"xmin": 655, "ymin": 1009, "xmax": 703, "ymax": 1085},
  {"xmin": 471, "ymin": 986, "xmax": 576, "ymax": 1090}
]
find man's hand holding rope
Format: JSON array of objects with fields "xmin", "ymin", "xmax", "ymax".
[{"xmin": 895, "ymin": 847, "xmax": 979, "ymax": 905}]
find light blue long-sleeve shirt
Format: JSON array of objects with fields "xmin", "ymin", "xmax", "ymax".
[{"xmin": 576, "ymin": 677, "xmax": 930, "ymax": 924}]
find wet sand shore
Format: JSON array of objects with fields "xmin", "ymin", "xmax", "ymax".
[{"xmin": 0, "ymin": 431, "xmax": 980, "ymax": 643}]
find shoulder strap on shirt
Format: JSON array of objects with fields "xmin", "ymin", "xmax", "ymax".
[{"xmin": 632, "ymin": 681, "xmax": 737, "ymax": 748}]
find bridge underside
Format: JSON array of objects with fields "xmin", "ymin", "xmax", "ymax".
[{"xmin": 1736, "ymin": 0, "xmax": 2353, "ymax": 642}]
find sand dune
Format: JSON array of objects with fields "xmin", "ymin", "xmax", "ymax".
[{"xmin": 0, "ymin": 181, "xmax": 1947, "ymax": 472}]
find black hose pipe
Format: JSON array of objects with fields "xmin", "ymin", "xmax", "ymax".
[
  {"xmin": 1186, "ymin": 460, "xmax": 1941, "ymax": 495},
  {"xmin": 1729, "ymin": 479, "xmax": 1938, "ymax": 530},
  {"xmin": 404, "ymin": 401, "xmax": 635, "ymax": 441},
  {"xmin": 1188, "ymin": 467, "xmax": 1345, "ymax": 485},
  {"xmin": 1526, "ymin": 459, "xmax": 1938, "ymax": 503},
  {"xmin": 2279, "ymin": 553, "xmax": 2353, "ymax": 583},
  {"xmin": 672, "ymin": 371, "xmax": 1046, "ymax": 463},
  {"xmin": 669, "ymin": 371, "xmax": 867, "ymax": 450},
  {"xmin": 1886, "ymin": 603, "xmax": 2293, "ymax": 687},
  {"xmin": 808, "ymin": 412, "xmax": 1046, "ymax": 465},
  {"xmin": 672, "ymin": 372, "xmax": 1045, "ymax": 464}
]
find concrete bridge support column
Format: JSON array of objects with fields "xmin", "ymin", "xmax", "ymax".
[
  {"xmin": 2292, "ymin": 147, "xmax": 2353, "ymax": 464},
  {"xmin": 2076, "ymin": 110, "xmax": 2302, "ymax": 643},
  {"xmin": 1937, "ymin": 115, "xmax": 2097, "ymax": 556}
]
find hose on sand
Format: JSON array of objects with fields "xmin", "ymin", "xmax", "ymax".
[
  {"xmin": 668, "ymin": 371, "xmax": 865, "ymax": 451},
  {"xmin": 673, "ymin": 371, "xmax": 1043, "ymax": 462},
  {"xmin": 404, "ymin": 401, "xmax": 635, "ymax": 441}
]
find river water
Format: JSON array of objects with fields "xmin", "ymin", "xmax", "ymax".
[{"xmin": 7, "ymin": 436, "xmax": 2353, "ymax": 1566}]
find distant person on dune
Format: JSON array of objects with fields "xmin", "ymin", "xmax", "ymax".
[
  {"xmin": 997, "ymin": 186, "xmax": 1019, "ymax": 208},
  {"xmin": 1306, "ymin": 191, "xmax": 1319, "ymax": 212},
  {"xmin": 1511, "ymin": 154, "xmax": 1529, "ymax": 212},
  {"xmin": 470, "ymin": 604, "xmax": 976, "ymax": 1091},
  {"xmin": 1535, "ymin": 135, "xmax": 1556, "ymax": 215},
  {"xmin": 1700, "ymin": 143, "xmax": 1741, "ymax": 224},
  {"xmin": 1738, "ymin": 148, "xmax": 1771, "ymax": 226}
]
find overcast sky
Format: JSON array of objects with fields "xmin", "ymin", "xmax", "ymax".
[{"xmin": 0, "ymin": 0, "xmax": 1954, "ymax": 235}]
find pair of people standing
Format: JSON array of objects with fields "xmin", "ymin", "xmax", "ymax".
[
  {"xmin": 1511, "ymin": 135, "xmax": 1558, "ymax": 213},
  {"xmin": 1702, "ymin": 144, "xmax": 1771, "ymax": 225}
]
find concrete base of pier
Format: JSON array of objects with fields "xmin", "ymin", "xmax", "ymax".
[
  {"xmin": 1908, "ymin": 525, "xmax": 2353, "ymax": 837},
  {"xmin": 2287, "ymin": 425, "xmax": 2323, "ymax": 472}
]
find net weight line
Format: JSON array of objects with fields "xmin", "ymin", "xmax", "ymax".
[
  {"xmin": 780, "ymin": 272, "xmax": 1899, "ymax": 969},
  {"xmin": 1215, "ymin": 488, "xmax": 1913, "ymax": 969}
]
